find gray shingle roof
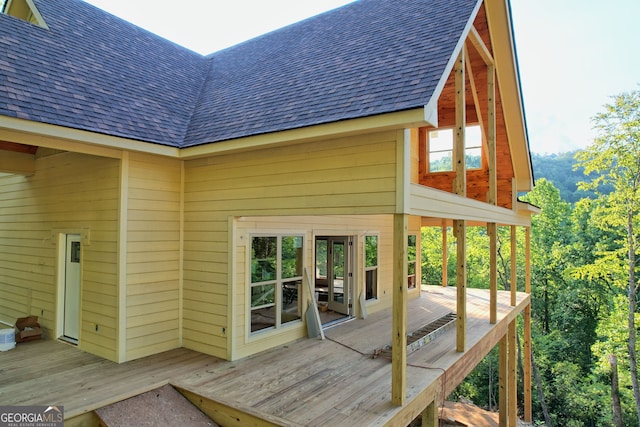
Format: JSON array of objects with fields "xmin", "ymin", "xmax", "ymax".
[{"xmin": 0, "ymin": 0, "xmax": 479, "ymax": 148}]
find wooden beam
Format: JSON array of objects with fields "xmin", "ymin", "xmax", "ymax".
[
  {"xmin": 525, "ymin": 227, "xmax": 531, "ymax": 293},
  {"xmin": 487, "ymin": 63, "xmax": 497, "ymax": 205},
  {"xmin": 0, "ymin": 150, "xmax": 35, "ymax": 175},
  {"xmin": 508, "ymin": 320, "xmax": 517, "ymax": 427},
  {"xmin": 499, "ymin": 336, "xmax": 508, "ymax": 427},
  {"xmin": 392, "ymin": 214, "xmax": 409, "ymax": 406},
  {"xmin": 177, "ymin": 386, "xmax": 287, "ymax": 427},
  {"xmin": 524, "ymin": 304, "xmax": 533, "ymax": 423},
  {"xmin": 468, "ymin": 26, "xmax": 494, "ymax": 65},
  {"xmin": 488, "ymin": 222, "xmax": 497, "ymax": 324},
  {"xmin": 454, "ymin": 46, "xmax": 466, "ymax": 197},
  {"xmin": 464, "ymin": 48, "xmax": 487, "ymax": 162},
  {"xmin": 422, "ymin": 400, "xmax": 439, "ymax": 427},
  {"xmin": 510, "ymin": 225, "xmax": 517, "ymax": 306},
  {"xmin": 441, "ymin": 220, "xmax": 448, "ymax": 287},
  {"xmin": 455, "ymin": 219, "xmax": 466, "ymax": 352}
]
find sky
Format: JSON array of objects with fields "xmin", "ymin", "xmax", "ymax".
[{"xmin": 83, "ymin": 0, "xmax": 640, "ymax": 154}]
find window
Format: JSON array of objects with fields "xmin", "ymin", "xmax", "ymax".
[
  {"xmin": 250, "ymin": 235, "xmax": 303, "ymax": 333},
  {"xmin": 427, "ymin": 125, "xmax": 483, "ymax": 172},
  {"xmin": 407, "ymin": 235, "xmax": 417, "ymax": 289},
  {"xmin": 365, "ymin": 235, "xmax": 378, "ymax": 300}
]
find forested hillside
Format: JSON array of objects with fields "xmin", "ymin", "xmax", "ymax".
[
  {"xmin": 422, "ymin": 90, "xmax": 640, "ymax": 426},
  {"xmin": 530, "ymin": 152, "xmax": 612, "ymax": 203}
]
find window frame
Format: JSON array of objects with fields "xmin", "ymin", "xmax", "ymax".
[
  {"xmin": 249, "ymin": 234, "xmax": 304, "ymax": 335},
  {"xmin": 426, "ymin": 125, "xmax": 484, "ymax": 173}
]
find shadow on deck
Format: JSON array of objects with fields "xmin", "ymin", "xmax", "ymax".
[{"xmin": 0, "ymin": 286, "xmax": 529, "ymax": 426}]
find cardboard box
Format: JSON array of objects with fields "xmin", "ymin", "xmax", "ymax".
[{"xmin": 15, "ymin": 315, "xmax": 42, "ymax": 343}]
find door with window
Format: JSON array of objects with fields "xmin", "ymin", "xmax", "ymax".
[
  {"xmin": 315, "ymin": 236, "xmax": 352, "ymax": 315},
  {"xmin": 63, "ymin": 234, "xmax": 81, "ymax": 342}
]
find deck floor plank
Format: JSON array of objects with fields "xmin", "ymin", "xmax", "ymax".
[{"xmin": 0, "ymin": 287, "xmax": 529, "ymax": 426}]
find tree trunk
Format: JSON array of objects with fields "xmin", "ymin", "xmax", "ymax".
[
  {"xmin": 532, "ymin": 351, "xmax": 553, "ymax": 427},
  {"xmin": 609, "ymin": 354, "xmax": 623, "ymax": 427},
  {"xmin": 627, "ymin": 212, "xmax": 640, "ymax": 425}
]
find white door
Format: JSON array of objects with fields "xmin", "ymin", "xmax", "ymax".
[{"xmin": 63, "ymin": 234, "xmax": 81, "ymax": 342}]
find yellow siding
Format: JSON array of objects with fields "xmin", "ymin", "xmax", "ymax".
[
  {"xmin": 125, "ymin": 153, "xmax": 181, "ymax": 361},
  {"xmin": 183, "ymin": 132, "xmax": 399, "ymax": 359},
  {"xmin": 0, "ymin": 152, "xmax": 119, "ymax": 361}
]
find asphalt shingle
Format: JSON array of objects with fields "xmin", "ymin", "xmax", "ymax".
[{"xmin": 0, "ymin": 0, "xmax": 479, "ymax": 148}]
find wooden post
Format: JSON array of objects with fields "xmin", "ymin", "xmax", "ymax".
[
  {"xmin": 422, "ymin": 400, "xmax": 439, "ymax": 427},
  {"xmin": 392, "ymin": 214, "xmax": 408, "ymax": 406},
  {"xmin": 508, "ymin": 320, "xmax": 517, "ymax": 426},
  {"xmin": 453, "ymin": 45, "xmax": 467, "ymax": 353},
  {"xmin": 525, "ymin": 227, "xmax": 531, "ymax": 294},
  {"xmin": 524, "ymin": 226, "xmax": 532, "ymax": 422},
  {"xmin": 455, "ymin": 219, "xmax": 466, "ymax": 352},
  {"xmin": 499, "ymin": 336, "xmax": 508, "ymax": 427},
  {"xmin": 524, "ymin": 304, "xmax": 532, "ymax": 423},
  {"xmin": 488, "ymin": 222, "xmax": 497, "ymax": 324},
  {"xmin": 454, "ymin": 47, "xmax": 466, "ymax": 196},
  {"xmin": 510, "ymin": 225, "xmax": 517, "ymax": 306},
  {"xmin": 441, "ymin": 220, "xmax": 448, "ymax": 287},
  {"xmin": 487, "ymin": 64, "xmax": 497, "ymax": 205}
]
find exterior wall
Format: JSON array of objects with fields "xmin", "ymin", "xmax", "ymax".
[
  {"xmin": 0, "ymin": 151, "xmax": 120, "ymax": 361},
  {"xmin": 124, "ymin": 152, "xmax": 181, "ymax": 361},
  {"xmin": 183, "ymin": 131, "xmax": 399, "ymax": 359}
]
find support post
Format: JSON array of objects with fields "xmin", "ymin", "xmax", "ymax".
[
  {"xmin": 510, "ymin": 225, "xmax": 517, "ymax": 306},
  {"xmin": 441, "ymin": 220, "xmax": 448, "ymax": 287},
  {"xmin": 455, "ymin": 219, "xmax": 466, "ymax": 352},
  {"xmin": 454, "ymin": 46, "xmax": 466, "ymax": 196},
  {"xmin": 422, "ymin": 400, "xmax": 439, "ymax": 427},
  {"xmin": 524, "ymin": 226, "xmax": 532, "ymax": 422},
  {"xmin": 499, "ymin": 336, "xmax": 508, "ymax": 427},
  {"xmin": 487, "ymin": 64, "xmax": 497, "ymax": 205},
  {"xmin": 524, "ymin": 304, "xmax": 532, "ymax": 423},
  {"xmin": 508, "ymin": 320, "xmax": 517, "ymax": 426},
  {"xmin": 392, "ymin": 214, "xmax": 408, "ymax": 406},
  {"xmin": 488, "ymin": 222, "xmax": 497, "ymax": 324}
]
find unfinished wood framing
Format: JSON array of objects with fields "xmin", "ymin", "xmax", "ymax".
[
  {"xmin": 499, "ymin": 335, "xmax": 508, "ymax": 427},
  {"xmin": 510, "ymin": 225, "xmax": 517, "ymax": 306},
  {"xmin": 392, "ymin": 213, "xmax": 409, "ymax": 406},
  {"xmin": 508, "ymin": 319, "xmax": 517, "ymax": 426},
  {"xmin": 487, "ymin": 63, "xmax": 497, "ymax": 205},
  {"xmin": 524, "ymin": 227, "xmax": 532, "ymax": 422},
  {"xmin": 442, "ymin": 220, "xmax": 448, "ymax": 287},
  {"xmin": 489, "ymin": 222, "xmax": 497, "ymax": 324},
  {"xmin": 422, "ymin": 400, "xmax": 439, "ymax": 427},
  {"xmin": 524, "ymin": 305, "xmax": 532, "ymax": 423},
  {"xmin": 455, "ymin": 219, "xmax": 466, "ymax": 352},
  {"xmin": 454, "ymin": 46, "xmax": 466, "ymax": 196}
]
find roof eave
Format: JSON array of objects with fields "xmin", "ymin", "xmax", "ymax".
[
  {"xmin": 485, "ymin": 0, "xmax": 534, "ymax": 193},
  {"xmin": 179, "ymin": 107, "xmax": 433, "ymax": 160}
]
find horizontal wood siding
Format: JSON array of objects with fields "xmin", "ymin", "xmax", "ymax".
[
  {"xmin": 125, "ymin": 153, "xmax": 181, "ymax": 361},
  {"xmin": 0, "ymin": 152, "xmax": 119, "ymax": 361},
  {"xmin": 183, "ymin": 132, "xmax": 399, "ymax": 359}
]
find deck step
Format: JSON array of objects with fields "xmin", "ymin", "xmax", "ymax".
[{"xmin": 374, "ymin": 312, "xmax": 456, "ymax": 359}]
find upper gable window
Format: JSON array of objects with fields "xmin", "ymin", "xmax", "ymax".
[
  {"xmin": 427, "ymin": 125, "xmax": 483, "ymax": 172},
  {"xmin": 2, "ymin": 0, "xmax": 48, "ymax": 28}
]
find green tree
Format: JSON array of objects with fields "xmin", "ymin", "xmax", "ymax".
[{"xmin": 575, "ymin": 89, "xmax": 640, "ymax": 424}]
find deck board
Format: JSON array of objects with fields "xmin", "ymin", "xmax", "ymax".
[{"xmin": 0, "ymin": 286, "xmax": 528, "ymax": 426}]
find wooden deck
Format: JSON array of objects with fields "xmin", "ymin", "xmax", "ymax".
[{"xmin": 0, "ymin": 286, "xmax": 529, "ymax": 426}]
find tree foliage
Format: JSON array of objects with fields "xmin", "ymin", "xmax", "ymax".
[{"xmin": 431, "ymin": 89, "xmax": 640, "ymax": 425}]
